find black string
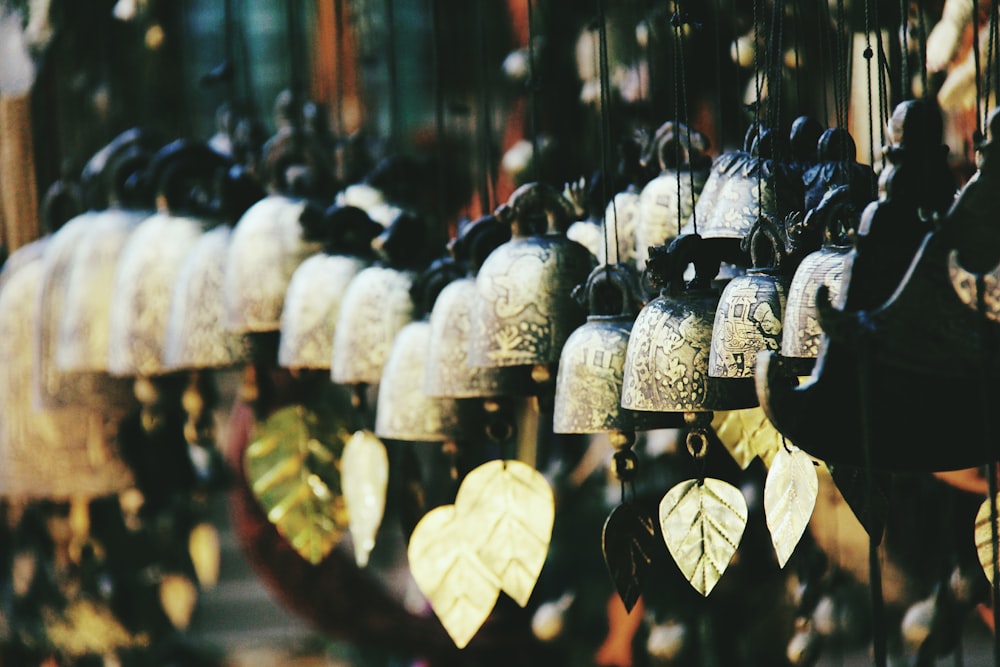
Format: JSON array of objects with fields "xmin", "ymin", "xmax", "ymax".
[
  {"xmin": 475, "ymin": 0, "xmax": 494, "ymax": 214},
  {"xmin": 753, "ymin": 0, "xmax": 763, "ymax": 224},
  {"xmin": 768, "ymin": 0, "xmax": 784, "ymax": 133},
  {"xmin": 873, "ymin": 0, "xmax": 890, "ymax": 169},
  {"xmin": 916, "ymin": 0, "xmax": 929, "ymax": 97},
  {"xmin": 900, "ymin": 0, "xmax": 910, "ymax": 100},
  {"xmin": 974, "ymin": 0, "xmax": 983, "ymax": 140},
  {"xmin": 988, "ymin": 0, "xmax": 1000, "ymax": 124},
  {"xmin": 596, "ymin": 0, "xmax": 619, "ymax": 264},
  {"xmin": 527, "ymin": 0, "xmax": 542, "ymax": 185},
  {"xmin": 673, "ymin": 6, "xmax": 699, "ymax": 235},
  {"xmin": 864, "ymin": 0, "xmax": 876, "ymax": 166}
]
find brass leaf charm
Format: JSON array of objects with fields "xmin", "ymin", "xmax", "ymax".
[
  {"xmin": 407, "ymin": 505, "xmax": 501, "ymax": 649},
  {"xmin": 244, "ymin": 406, "xmax": 350, "ymax": 564},
  {"xmin": 456, "ymin": 460, "xmax": 555, "ymax": 607},
  {"xmin": 602, "ymin": 503, "xmax": 658, "ymax": 613},
  {"xmin": 341, "ymin": 429, "xmax": 389, "ymax": 567},
  {"xmin": 764, "ymin": 445, "xmax": 818, "ymax": 567},
  {"xmin": 712, "ymin": 407, "xmax": 783, "ymax": 468},
  {"xmin": 975, "ymin": 495, "xmax": 1000, "ymax": 585},
  {"xmin": 659, "ymin": 478, "xmax": 747, "ymax": 596}
]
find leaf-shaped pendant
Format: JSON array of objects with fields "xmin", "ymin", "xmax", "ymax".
[
  {"xmin": 602, "ymin": 503, "xmax": 658, "ymax": 613},
  {"xmin": 712, "ymin": 407, "xmax": 783, "ymax": 468},
  {"xmin": 244, "ymin": 406, "xmax": 350, "ymax": 564},
  {"xmin": 407, "ymin": 505, "xmax": 501, "ymax": 649},
  {"xmin": 659, "ymin": 478, "xmax": 748, "ymax": 596},
  {"xmin": 828, "ymin": 464, "xmax": 890, "ymax": 544},
  {"xmin": 455, "ymin": 460, "xmax": 555, "ymax": 607},
  {"xmin": 975, "ymin": 495, "xmax": 1000, "ymax": 585},
  {"xmin": 341, "ymin": 429, "xmax": 389, "ymax": 567},
  {"xmin": 764, "ymin": 445, "xmax": 818, "ymax": 567}
]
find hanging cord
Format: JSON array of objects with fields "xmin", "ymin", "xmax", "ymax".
[
  {"xmin": 672, "ymin": 2, "xmax": 699, "ymax": 235},
  {"xmin": 766, "ymin": 0, "xmax": 784, "ymax": 134},
  {"xmin": 864, "ymin": 0, "xmax": 877, "ymax": 167},
  {"xmin": 974, "ymin": 0, "xmax": 984, "ymax": 141},
  {"xmin": 900, "ymin": 0, "xmax": 911, "ymax": 99},
  {"xmin": 526, "ymin": 0, "xmax": 543, "ymax": 185},
  {"xmin": 988, "ymin": 0, "xmax": 1000, "ymax": 124},
  {"xmin": 916, "ymin": 0, "xmax": 929, "ymax": 96},
  {"xmin": 836, "ymin": 0, "xmax": 851, "ymax": 132},
  {"xmin": 816, "ymin": 0, "xmax": 830, "ymax": 125},
  {"xmin": 872, "ymin": 0, "xmax": 890, "ymax": 170},
  {"xmin": 752, "ymin": 0, "xmax": 763, "ymax": 220},
  {"xmin": 596, "ymin": 0, "xmax": 620, "ymax": 264},
  {"xmin": 334, "ymin": 0, "xmax": 346, "ymax": 137},
  {"xmin": 475, "ymin": 0, "xmax": 495, "ymax": 214}
]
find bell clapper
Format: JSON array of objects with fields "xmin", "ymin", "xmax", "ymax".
[
  {"xmin": 683, "ymin": 411, "xmax": 714, "ymax": 483},
  {"xmin": 610, "ymin": 430, "xmax": 638, "ymax": 503}
]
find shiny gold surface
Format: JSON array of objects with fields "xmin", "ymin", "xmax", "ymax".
[
  {"xmin": 224, "ymin": 196, "xmax": 322, "ymax": 334},
  {"xmin": 763, "ymin": 444, "xmax": 818, "ymax": 568},
  {"xmin": 56, "ymin": 208, "xmax": 146, "ymax": 373},
  {"xmin": 781, "ymin": 247, "xmax": 849, "ymax": 360},
  {"xmin": 622, "ymin": 290, "xmax": 757, "ymax": 412},
  {"xmin": 107, "ymin": 212, "xmax": 205, "ymax": 376},
  {"xmin": 374, "ymin": 321, "xmax": 461, "ymax": 442},
  {"xmin": 976, "ymin": 495, "xmax": 1000, "ymax": 586},
  {"xmin": 710, "ymin": 272, "xmax": 788, "ymax": 378},
  {"xmin": 330, "ymin": 265, "xmax": 415, "ymax": 385},
  {"xmin": 470, "ymin": 235, "xmax": 593, "ymax": 368},
  {"xmin": 163, "ymin": 225, "xmax": 248, "ymax": 370},
  {"xmin": 244, "ymin": 406, "xmax": 350, "ymax": 564},
  {"xmin": 659, "ymin": 477, "xmax": 748, "ymax": 596},
  {"xmin": 341, "ymin": 429, "xmax": 389, "ymax": 567},
  {"xmin": 278, "ymin": 252, "xmax": 368, "ymax": 369},
  {"xmin": 0, "ymin": 243, "xmax": 134, "ymax": 499},
  {"xmin": 711, "ymin": 407, "xmax": 783, "ymax": 468}
]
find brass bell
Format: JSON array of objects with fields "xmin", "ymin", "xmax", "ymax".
[
  {"xmin": 680, "ymin": 123, "xmax": 759, "ymax": 239},
  {"xmin": 0, "ymin": 242, "xmax": 134, "ymax": 499},
  {"xmin": 469, "ymin": 182, "xmax": 595, "ymax": 369},
  {"xmin": 425, "ymin": 216, "xmax": 529, "ymax": 398},
  {"xmin": 634, "ymin": 122, "xmax": 711, "ymax": 270},
  {"xmin": 553, "ymin": 264, "xmax": 683, "ymax": 434},
  {"xmin": 621, "ymin": 234, "xmax": 757, "ymax": 413},
  {"xmin": 107, "ymin": 141, "xmax": 230, "ymax": 377},
  {"xmin": 375, "ymin": 259, "xmax": 466, "ymax": 441},
  {"xmin": 331, "ymin": 211, "xmax": 433, "ymax": 385},
  {"xmin": 709, "ymin": 220, "xmax": 789, "ymax": 379}
]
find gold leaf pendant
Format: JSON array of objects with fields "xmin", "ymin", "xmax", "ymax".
[
  {"xmin": 244, "ymin": 406, "xmax": 350, "ymax": 564},
  {"xmin": 764, "ymin": 445, "xmax": 818, "ymax": 567},
  {"xmin": 407, "ymin": 459, "xmax": 555, "ymax": 648},
  {"xmin": 659, "ymin": 478, "xmax": 747, "ymax": 596},
  {"xmin": 976, "ymin": 495, "xmax": 1000, "ymax": 585},
  {"xmin": 341, "ymin": 429, "xmax": 389, "ymax": 567},
  {"xmin": 712, "ymin": 407, "xmax": 784, "ymax": 468}
]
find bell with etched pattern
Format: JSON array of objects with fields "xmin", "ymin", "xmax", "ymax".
[
  {"xmin": 279, "ymin": 206, "xmax": 383, "ymax": 370},
  {"xmin": 469, "ymin": 183, "xmax": 595, "ymax": 369},
  {"xmin": 622, "ymin": 234, "xmax": 757, "ymax": 414},
  {"xmin": 554, "ymin": 264, "xmax": 683, "ymax": 434}
]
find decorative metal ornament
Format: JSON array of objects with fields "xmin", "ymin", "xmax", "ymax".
[
  {"xmin": 634, "ymin": 122, "xmax": 710, "ymax": 270},
  {"xmin": 243, "ymin": 405, "xmax": 351, "ymax": 565},
  {"xmin": 763, "ymin": 444, "xmax": 818, "ymax": 568},
  {"xmin": 374, "ymin": 321, "xmax": 462, "ymax": 441},
  {"xmin": 711, "ymin": 407, "xmax": 783, "ymax": 468},
  {"xmin": 659, "ymin": 477, "xmax": 748, "ymax": 596},
  {"xmin": 601, "ymin": 503, "xmax": 657, "ymax": 613},
  {"xmin": 781, "ymin": 246, "xmax": 850, "ymax": 363},
  {"xmin": 340, "ymin": 429, "xmax": 389, "ymax": 567},
  {"xmin": 0, "ymin": 244, "xmax": 134, "ymax": 499},
  {"xmin": 975, "ymin": 495, "xmax": 1000, "ymax": 586},
  {"xmin": 469, "ymin": 183, "xmax": 595, "ymax": 368},
  {"xmin": 682, "ymin": 124, "xmax": 759, "ymax": 240}
]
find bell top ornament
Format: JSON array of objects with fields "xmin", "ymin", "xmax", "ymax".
[
  {"xmin": 469, "ymin": 182, "xmax": 595, "ymax": 369},
  {"xmin": 278, "ymin": 205, "xmax": 383, "ymax": 370},
  {"xmin": 803, "ymin": 128, "xmax": 877, "ymax": 214},
  {"xmin": 634, "ymin": 122, "xmax": 711, "ymax": 269}
]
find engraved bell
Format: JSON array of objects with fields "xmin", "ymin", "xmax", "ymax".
[
  {"xmin": 375, "ymin": 259, "xmax": 466, "ymax": 441},
  {"xmin": 554, "ymin": 264, "xmax": 683, "ymax": 434},
  {"xmin": 469, "ymin": 183, "xmax": 595, "ymax": 369},
  {"xmin": 278, "ymin": 206, "xmax": 382, "ymax": 370},
  {"xmin": 709, "ymin": 220, "xmax": 790, "ymax": 379},
  {"xmin": 425, "ymin": 216, "xmax": 530, "ymax": 398},
  {"xmin": 621, "ymin": 234, "xmax": 757, "ymax": 414},
  {"xmin": 331, "ymin": 211, "xmax": 432, "ymax": 385},
  {"xmin": 634, "ymin": 122, "xmax": 711, "ymax": 270}
]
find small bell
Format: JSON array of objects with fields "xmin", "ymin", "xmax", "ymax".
[
  {"xmin": 553, "ymin": 263, "xmax": 683, "ymax": 433},
  {"xmin": 425, "ymin": 216, "xmax": 529, "ymax": 398},
  {"xmin": 621, "ymin": 234, "xmax": 757, "ymax": 413},
  {"xmin": 469, "ymin": 183, "xmax": 595, "ymax": 369},
  {"xmin": 278, "ymin": 206, "xmax": 382, "ymax": 370},
  {"xmin": 634, "ymin": 122, "xmax": 711, "ymax": 270}
]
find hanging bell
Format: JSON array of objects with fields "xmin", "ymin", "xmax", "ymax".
[
  {"xmin": 634, "ymin": 122, "xmax": 711, "ymax": 270},
  {"xmin": 709, "ymin": 219, "xmax": 790, "ymax": 379},
  {"xmin": 553, "ymin": 263, "xmax": 684, "ymax": 434},
  {"xmin": 469, "ymin": 183, "xmax": 595, "ymax": 369},
  {"xmin": 621, "ymin": 234, "xmax": 757, "ymax": 413},
  {"xmin": 223, "ymin": 130, "xmax": 330, "ymax": 334},
  {"xmin": 374, "ymin": 259, "xmax": 467, "ymax": 441},
  {"xmin": 163, "ymin": 166, "xmax": 265, "ymax": 370},
  {"xmin": 331, "ymin": 211, "xmax": 432, "ymax": 385},
  {"xmin": 0, "ymin": 242, "xmax": 134, "ymax": 499},
  {"xmin": 107, "ymin": 141, "xmax": 231, "ymax": 377},
  {"xmin": 425, "ymin": 216, "xmax": 530, "ymax": 398},
  {"xmin": 278, "ymin": 205, "xmax": 383, "ymax": 370}
]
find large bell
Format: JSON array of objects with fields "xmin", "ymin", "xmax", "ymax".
[
  {"xmin": 278, "ymin": 206, "xmax": 382, "ymax": 370},
  {"xmin": 107, "ymin": 141, "xmax": 231, "ymax": 377},
  {"xmin": 469, "ymin": 183, "xmax": 595, "ymax": 369},
  {"xmin": 634, "ymin": 122, "xmax": 710, "ymax": 270},
  {"xmin": 425, "ymin": 216, "xmax": 529, "ymax": 398},
  {"xmin": 554, "ymin": 264, "xmax": 684, "ymax": 433},
  {"xmin": 0, "ymin": 242, "xmax": 134, "ymax": 499},
  {"xmin": 622, "ymin": 235, "xmax": 757, "ymax": 413}
]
